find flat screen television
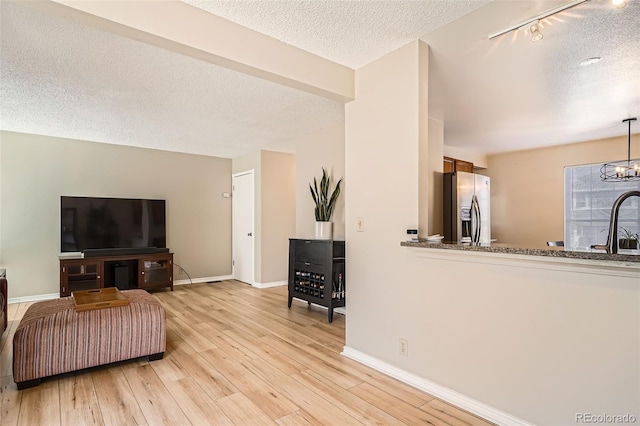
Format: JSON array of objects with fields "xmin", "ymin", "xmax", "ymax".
[{"xmin": 61, "ymin": 196, "xmax": 166, "ymax": 253}]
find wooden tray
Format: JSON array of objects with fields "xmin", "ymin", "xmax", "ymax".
[{"xmin": 72, "ymin": 287, "xmax": 129, "ymax": 312}]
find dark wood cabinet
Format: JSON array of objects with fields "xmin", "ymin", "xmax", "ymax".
[
  {"xmin": 443, "ymin": 156, "xmax": 455, "ymax": 173},
  {"xmin": 444, "ymin": 156, "xmax": 474, "ymax": 173},
  {"xmin": 288, "ymin": 239, "xmax": 345, "ymax": 323},
  {"xmin": 60, "ymin": 260, "xmax": 103, "ymax": 296},
  {"xmin": 139, "ymin": 255, "xmax": 173, "ymax": 290},
  {"xmin": 60, "ymin": 253, "xmax": 173, "ymax": 297},
  {"xmin": 1, "ymin": 269, "xmax": 7, "ymax": 335}
]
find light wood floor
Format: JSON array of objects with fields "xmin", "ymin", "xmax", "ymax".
[{"xmin": 0, "ymin": 281, "xmax": 494, "ymax": 425}]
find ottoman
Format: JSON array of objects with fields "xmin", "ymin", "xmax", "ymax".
[{"xmin": 13, "ymin": 289, "xmax": 165, "ymax": 389}]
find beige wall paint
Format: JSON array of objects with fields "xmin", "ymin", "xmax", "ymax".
[
  {"xmin": 232, "ymin": 151, "xmax": 262, "ymax": 282},
  {"xmin": 231, "ymin": 151, "xmax": 261, "ymax": 175},
  {"xmin": 261, "ymin": 151, "xmax": 296, "ymax": 283},
  {"xmin": 0, "ymin": 131, "xmax": 232, "ymax": 299},
  {"xmin": 232, "ymin": 150, "xmax": 295, "ymax": 285},
  {"xmin": 443, "ymin": 145, "xmax": 488, "ymax": 169},
  {"xmin": 294, "ymin": 122, "xmax": 346, "ymax": 240},
  {"xmin": 417, "ymin": 42, "xmax": 431, "ymax": 237},
  {"xmin": 0, "ymin": 138, "xmax": 3, "ymax": 264},
  {"xmin": 344, "ymin": 44, "xmax": 638, "ymax": 424},
  {"xmin": 427, "ymin": 118, "xmax": 444, "ymax": 236},
  {"xmin": 345, "ymin": 40, "xmax": 421, "ymax": 360},
  {"xmin": 487, "ymin": 133, "xmax": 640, "ymax": 247},
  {"xmin": 394, "ymin": 251, "xmax": 639, "ymax": 425}
]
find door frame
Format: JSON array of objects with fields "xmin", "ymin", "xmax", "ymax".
[{"xmin": 232, "ymin": 170, "xmax": 255, "ymax": 285}]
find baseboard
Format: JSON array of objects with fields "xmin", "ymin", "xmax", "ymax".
[
  {"xmin": 8, "ymin": 293, "xmax": 60, "ymax": 304},
  {"xmin": 252, "ymin": 280, "xmax": 287, "ymax": 289},
  {"xmin": 8, "ymin": 276, "xmax": 234, "ymax": 303},
  {"xmin": 178, "ymin": 277, "xmax": 286, "ymax": 289},
  {"xmin": 340, "ymin": 346, "xmax": 533, "ymax": 426},
  {"xmin": 174, "ymin": 275, "xmax": 233, "ymax": 286}
]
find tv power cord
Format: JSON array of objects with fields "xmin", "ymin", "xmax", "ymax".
[{"xmin": 174, "ymin": 263, "xmax": 193, "ymax": 285}]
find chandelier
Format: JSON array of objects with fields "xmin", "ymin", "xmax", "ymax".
[{"xmin": 600, "ymin": 118, "xmax": 639, "ymax": 182}]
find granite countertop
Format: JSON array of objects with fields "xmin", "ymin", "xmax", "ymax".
[{"xmin": 400, "ymin": 240, "xmax": 640, "ymax": 263}]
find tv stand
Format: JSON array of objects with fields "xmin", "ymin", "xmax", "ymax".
[
  {"xmin": 60, "ymin": 252, "xmax": 173, "ymax": 297},
  {"xmin": 83, "ymin": 247, "xmax": 168, "ymax": 257}
]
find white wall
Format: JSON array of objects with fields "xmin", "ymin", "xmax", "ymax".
[
  {"xmin": 0, "ymin": 131, "xmax": 232, "ymax": 298},
  {"xmin": 294, "ymin": 122, "xmax": 346, "ymax": 240}
]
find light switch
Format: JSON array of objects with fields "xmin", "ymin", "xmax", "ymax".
[{"xmin": 356, "ymin": 217, "xmax": 364, "ymax": 232}]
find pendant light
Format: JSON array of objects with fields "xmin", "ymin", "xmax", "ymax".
[{"xmin": 600, "ymin": 118, "xmax": 639, "ymax": 181}]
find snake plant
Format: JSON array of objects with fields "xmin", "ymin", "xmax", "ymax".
[
  {"xmin": 309, "ymin": 168, "xmax": 342, "ymax": 222},
  {"xmin": 619, "ymin": 227, "xmax": 639, "ymax": 241}
]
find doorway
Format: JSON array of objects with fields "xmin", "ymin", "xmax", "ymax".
[{"xmin": 232, "ymin": 171, "xmax": 254, "ymax": 285}]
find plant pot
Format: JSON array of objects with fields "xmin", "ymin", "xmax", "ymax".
[
  {"xmin": 619, "ymin": 239, "xmax": 638, "ymax": 250},
  {"xmin": 315, "ymin": 221, "xmax": 332, "ymax": 240}
]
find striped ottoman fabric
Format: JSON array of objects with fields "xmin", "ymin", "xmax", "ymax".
[{"xmin": 13, "ymin": 289, "xmax": 165, "ymax": 389}]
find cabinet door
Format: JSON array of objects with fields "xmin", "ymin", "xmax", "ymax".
[
  {"xmin": 455, "ymin": 159, "xmax": 474, "ymax": 173},
  {"xmin": 443, "ymin": 157, "xmax": 455, "ymax": 174},
  {"xmin": 444, "ymin": 157, "xmax": 474, "ymax": 173},
  {"xmin": 139, "ymin": 255, "xmax": 172, "ymax": 289},
  {"xmin": 293, "ymin": 239, "xmax": 330, "ymax": 265},
  {"xmin": 61, "ymin": 261, "xmax": 102, "ymax": 296}
]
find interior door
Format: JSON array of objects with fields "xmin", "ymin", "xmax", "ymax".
[{"xmin": 232, "ymin": 171, "xmax": 254, "ymax": 285}]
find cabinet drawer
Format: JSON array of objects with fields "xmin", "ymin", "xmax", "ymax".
[
  {"xmin": 294, "ymin": 261, "xmax": 324, "ymax": 272},
  {"xmin": 292, "ymin": 240, "xmax": 330, "ymax": 265}
]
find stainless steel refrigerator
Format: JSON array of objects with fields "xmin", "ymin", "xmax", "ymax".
[{"xmin": 443, "ymin": 172, "xmax": 491, "ymax": 244}]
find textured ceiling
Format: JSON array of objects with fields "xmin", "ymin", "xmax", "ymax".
[
  {"xmin": 181, "ymin": 0, "xmax": 490, "ymax": 69},
  {"xmin": 0, "ymin": 1, "xmax": 344, "ymax": 158},
  {"xmin": 424, "ymin": 0, "xmax": 640, "ymax": 154},
  {"xmin": 1, "ymin": 0, "xmax": 638, "ymax": 159}
]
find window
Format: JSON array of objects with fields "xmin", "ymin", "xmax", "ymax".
[{"xmin": 564, "ymin": 162, "xmax": 640, "ymax": 251}]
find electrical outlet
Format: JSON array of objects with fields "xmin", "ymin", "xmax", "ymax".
[
  {"xmin": 399, "ymin": 338, "xmax": 408, "ymax": 356},
  {"xmin": 356, "ymin": 217, "xmax": 364, "ymax": 232},
  {"xmin": 179, "ymin": 269, "xmax": 184, "ymax": 276}
]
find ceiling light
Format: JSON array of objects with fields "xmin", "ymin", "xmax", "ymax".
[
  {"xmin": 580, "ymin": 57, "xmax": 602, "ymax": 66},
  {"xmin": 601, "ymin": 118, "xmax": 640, "ymax": 182},
  {"xmin": 612, "ymin": 0, "xmax": 626, "ymax": 8},
  {"xmin": 488, "ymin": 0, "xmax": 589, "ymax": 40},
  {"xmin": 530, "ymin": 21, "xmax": 544, "ymax": 42}
]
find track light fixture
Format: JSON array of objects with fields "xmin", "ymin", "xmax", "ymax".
[
  {"xmin": 529, "ymin": 21, "xmax": 543, "ymax": 42},
  {"xmin": 488, "ymin": 0, "xmax": 589, "ymax": 41}
]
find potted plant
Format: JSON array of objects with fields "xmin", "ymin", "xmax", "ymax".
[
  {"xmin": 618, "ymin": 228, "xmax": 639, "ymax": 250},
  {"xmin": 309, "ymin": 168, "xmax": 342, "ymax": 239}
]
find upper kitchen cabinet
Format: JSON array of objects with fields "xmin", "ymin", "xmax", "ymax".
[{"xmin": 444, "ymin": 157, "xmax": 474, "ymax": 173}]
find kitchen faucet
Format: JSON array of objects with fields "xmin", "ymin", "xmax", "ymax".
[{"xmin": 591, "ymin": 190, "xmax": 640, "ymax": 254}]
